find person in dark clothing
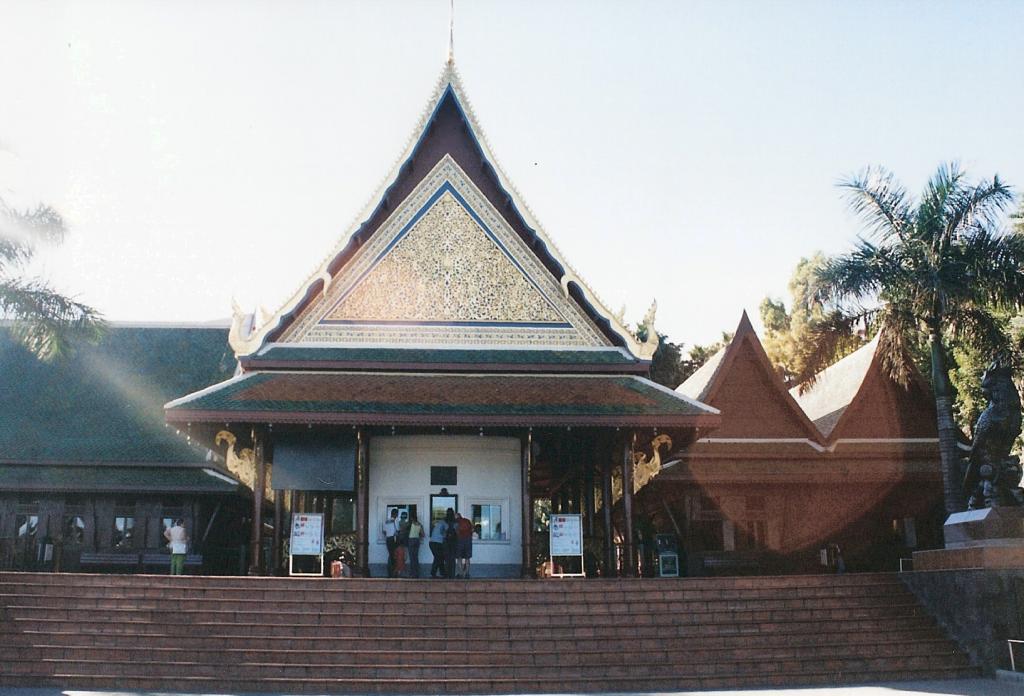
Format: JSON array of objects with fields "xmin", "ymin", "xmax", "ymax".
[
  {"xmin": 429, "ymin": 515, "xmax": 448, "ymax": 578},
  {"xmin": 443, "ymin": 508, "xmax": 457, "ymax": 579}
]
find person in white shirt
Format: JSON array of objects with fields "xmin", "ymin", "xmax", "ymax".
[
  {"xmin": 164, "ymin": 519, "xmax": 188, "ymax": 575},
  {"xmin": 383, "ymin": 509, "xmax": 400, "ymax": 577}
]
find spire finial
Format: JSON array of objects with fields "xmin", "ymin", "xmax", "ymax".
[{"xmin": 447, "ymin": 0, "xmax": 455, "ymax": 64}]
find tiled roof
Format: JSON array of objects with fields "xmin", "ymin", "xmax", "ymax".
[
  {"xmin": 790, "ymin": 335, "xmax": 879, "ymax": 437},
  {"xmin": 675, "ymin": 346, "xmax": 727, "ymax": 402},
  {"xmin": 0, "ymin": 326, "xmax": 236, "ymax": 463},
  {"xmin": 241, "ymin": 346, "xmax": 644, "ymax": 371},
  {"xmin": 167, "ymin": 371, "xmax": 720, "ymax": 428},
  {"xmin": 0, "ymin": 462, "xmax": 241, "ymax": 493}
]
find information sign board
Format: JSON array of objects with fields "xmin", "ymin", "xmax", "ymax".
[
  {"xmin": 290, "ymin": 513, "xmax": 324, "ymax": 555},
  {"xmin": 550, "ymin": 514, "xmax": 582, "ymax": 556},
  {"xmin": 549, "ymin": 514, "xmax": 585, "ymax": 577}
]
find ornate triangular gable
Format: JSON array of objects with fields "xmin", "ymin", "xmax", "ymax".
[
  {"xmin": 230, "ymin": 64, "xmax": 642, "ymax": 357},
  {"xmin": 682, "ymin": 312, "xmax": 822, "ymax": 441},
  {"xmin": 280, "ymin": 157, "xmax": 608, "ymax": 347},
  {"xmin": 824, "ymin": 342, "xmax": 938, "ymax": 442}
]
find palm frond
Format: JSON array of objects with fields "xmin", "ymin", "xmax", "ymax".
[
  {"xmin": 0, "ymin": 277, "xmax": 105, "ymax": 360},
  {"xmin": 838, "ymin": 166, "xmax": 912, "ymax": 241},
  {"xmin": 0, "ymin": 200, "xmax": 67, "ymax": 272},
  {"xmin": 813, "ymin": 240, "xmax": 907, "ymax": 307},
  {"xmin": 956, "ymin": 228, "xmax": 1024, "ymax": 309},
  {"xmin": 875, "ymin": 305, "xmax": 920, "ymax": 388},
  {"xmin": 942, "ymin": 173, "xmax": 1014, "ymax": 247},
  {"xmin": 795, "ymin": 308, "xmax": 874, "ymax": 390},
  {"xmin": 949, "ymin": 307, "xmax": 1010, "ymax": 359},
  {"xmin": 917, "ymin": 162, "xmax": 964, "ymax": 250}
]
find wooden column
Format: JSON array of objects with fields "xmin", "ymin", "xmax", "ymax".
[
  {"xmin": 621, "ymin": 432, "xmax": 636, "ymax": 577},
  {"xmin": 356, "ymin": 428, "xmax": 369, "ymax": 576},
  {"xmin": 272, "ymin": 489, "xmax": 284, "ymax": 575},
  {"xmin": 584, "ymin": 453, "xmax": 595, "ymax": 539},
  {"xmin": 521, "ymin": 429, "xmax": 534, "ymax": 578},
  {"xmin": 601, "ymin": 445, "xmax": 615, "ymax": 577},
  {"xmin": 248, "ymin": 426, "xmax": 266, "ymax": 575}
]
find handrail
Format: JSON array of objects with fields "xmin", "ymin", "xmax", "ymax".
[{"xmin": 1008, "ymin": 639, "xmax": 1024, "ymax": 672}]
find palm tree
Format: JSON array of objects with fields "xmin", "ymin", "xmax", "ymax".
[
  {"xmin": 0, "ymin": 197, "xmax": 103, "ymax": 359},
  {"xmin": 811, "ymin": 163, "xmax": 1024, "ymax": 514}
]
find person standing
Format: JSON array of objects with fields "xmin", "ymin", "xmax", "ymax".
[
  {"xmin": 395, "ymin": 511, "xmax": 409, "ymax": 578},
  {"xmin": 443, "ymin": 508, "xmax": 458, "ymax": 579},
  {"xmin": 164, "ymin": 518, "xmax": 188, "ymax": 576},
  {"xmin": 406, "ymin": 512, "xmax": 424, "ymax": 578},
  {"xmin": 454, "ymin": 512, "xmax": 474, "ymax": 578},
  {"xmin": 383, "ymin": 508, "xmax": 399, "ymax": 577},
  {"xmin": 429, "ymin": 515, "xmax": 448, "ymax": 578}
]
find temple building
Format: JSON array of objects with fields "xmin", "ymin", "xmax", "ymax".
[
  {"xmin": 1, "ymin": 65, "xmax": 947, "ymax": 580},
  {"xmin": 0, "ymin": 325, "xmax": 248, "ymax": 573},
  {"xmin": 644, "ymin": 313, "xmax": 944, "ymax": 575},
  {"xmin": 165, "ymin": 64, "xmax": 720, "ymax": 577}
]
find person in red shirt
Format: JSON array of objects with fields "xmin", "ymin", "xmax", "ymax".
[{"xmin": 454, "ymin": 512, "xmax": 474, "ymax": 578}]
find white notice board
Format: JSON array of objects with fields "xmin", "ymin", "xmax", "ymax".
[
  {"xmin": 290, "ymin": 513, "xmax": 324, "ymax": 556},
  {"xmin": 549, "ymin": 514, "xmax": 585, "ymax": 577}
]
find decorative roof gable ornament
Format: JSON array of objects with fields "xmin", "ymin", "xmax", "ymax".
[
  {"xmin": 228, "ymin": 61, "xmax": 646, "ymax": 358},
  {"xmin": 638, "ymin": 300, "xmax": 659, "ymax": 360},
  {"xmin": 228, "ymin": 299, "xmax": 255, "ymax": 354}
]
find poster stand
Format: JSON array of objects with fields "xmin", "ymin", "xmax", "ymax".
[
  {"xmin": 288, "ymin": 512, "xmax": 325, "ymax": 577},
  {"xmin": 549, "ymin": 513, "xmax": 585, "ymax": 578}
]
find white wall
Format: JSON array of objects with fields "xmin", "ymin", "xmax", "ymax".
[{"xmin": 368, "ymin": 435, "xmax": 522, "ymax": 574}]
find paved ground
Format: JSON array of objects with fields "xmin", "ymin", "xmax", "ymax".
[{"xmin": 1, "ymin": 679, "xmax": 1022, "ymax": 696}]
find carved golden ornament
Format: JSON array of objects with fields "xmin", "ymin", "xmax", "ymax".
[
  {"xmin": 215, "ymin": 430, "xmax": 256, "ymax": 490},
  {"xmin": 609, "ymin": 433, "xmax": 673, "ymax": 506}
]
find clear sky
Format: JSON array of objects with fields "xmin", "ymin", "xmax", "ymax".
[{"xmin": 2, "ymin": 0, "xmax": 1022, "ymax": 349}]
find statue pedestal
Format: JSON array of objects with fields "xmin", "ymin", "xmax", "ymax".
[{"xmin": 913, "ymin": 507, "xmax": 1024, "ymax": 571}]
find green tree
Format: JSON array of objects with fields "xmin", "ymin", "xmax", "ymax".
[
  {"xmin": 635, "ymin": 321, "xmax": 731, "ymax": 390},
  {"xmin": 760, "ymin": 253, "xmax": 864, "ymax": 385},
  {"xmin": 812, "ymin": 163, "xmax": 1024, "ymax": 514},
  {"xmin": 0, "ymin": 197, "xmax": 103, "ymax": 359}
]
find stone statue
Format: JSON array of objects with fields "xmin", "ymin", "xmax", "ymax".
[{"xmin": 964, "ymin": 361, "xmax": 1024, "ymax": 509}]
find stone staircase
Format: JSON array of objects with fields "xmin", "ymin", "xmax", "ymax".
[{"xmin": 0, "ymin": 571, "xmax": 976, "ymax": 693}]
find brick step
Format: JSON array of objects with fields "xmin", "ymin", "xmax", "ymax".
[
  {"xmin": 0, "ymin": 623, "xmax": 949, "ymax": 651},
  {"xmin": 0, "ymin": 600, "xmax": 928, "ymax": 627},
  {"xmin": 2, "ymin": 651, "xmax": 973, "ymax": 680},
  {"xmin": 0, "ymin": 591, "xmax": 917, "ymax": 615},
  {"xmin": 0, "ymin": 570, "xmax": 907, "ymax": 589},
  {"xmin": 0, "ymin": 581, "xmax": 913, "ymax": 605},
  {"xmin": 0, "ymin": 636, "xmax": 965, "ymax": 667},
  {"xmin": 0, "ymin": 613, "xmax": 943, "ymax": 641},
  {"xmin": 0, "ymin": 618, "xmax": 946, "ymax": 646},
  {"xmin": 0, "ymin": 665, "xmax": 982, "ymax": 695}
]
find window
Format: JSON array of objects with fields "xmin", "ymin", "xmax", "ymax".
[
  {"xmin": 330, "ymin": 494, "xmax": 356, "ymax": 535},
  {"xmin": 64, "ymin": 516, "xmax": 85, "ymax": 544},
  {"xmin": 690, "ymin": 520, "xmax": 724, "ymax": 552},
  {"xmin": 16, "ymin": 514, "xmax": 38, "ymax": 540},
  {"xmin": 430, "ymin": 494, "xmax": 457, "ymax": 528},
  {"xmin": 381, "ymin": 503, "xmax": 418, "ymax": 540},
  {"xmin": 471, "ymin": 503, "xmax": 503, "ymax": 541},
  {"xmin": 113, "ymin": 517, "xmax": 135, "ymax": 549},
  {"xmin": 735, "ymin": 520, "xmax": 767, "ymax": 551}
]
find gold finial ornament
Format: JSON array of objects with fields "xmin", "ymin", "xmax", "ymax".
[{"xmin": 447, "ymin": 0, "xmax": 455, "ymax": 64}]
